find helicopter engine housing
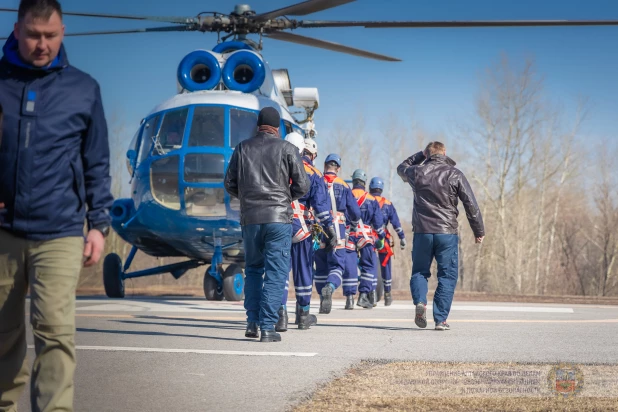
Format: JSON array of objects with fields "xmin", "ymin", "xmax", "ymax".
[
  {"xmin": 177, "ymin": 50, "xmax": 222, "ymax": 92},
  {"xmin": 221, "ymin": 50, "xmax": 266, "ymax": 93}
]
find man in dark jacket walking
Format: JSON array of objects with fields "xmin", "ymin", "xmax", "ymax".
[
  {"xmin": 397, "ymin": 142, "xmax": 484, "ymax": 331},
  {"xmin": 0, "ymin": 1, "xmax": 113, "ymax": 410},
  {"xmin": 224, "ymin": 107, "xmax": 310, "ymax": 342}
]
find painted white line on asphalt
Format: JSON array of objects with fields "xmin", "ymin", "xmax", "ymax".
[{"xmin": 27, "ymin": 345, "xmax": 317, "ymax": 357}]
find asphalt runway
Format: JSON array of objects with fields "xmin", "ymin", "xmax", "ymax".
[{"xmin": 16, "ymin": 297, "xmax": 618, "ymax": 411}]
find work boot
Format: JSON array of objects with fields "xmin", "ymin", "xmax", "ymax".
[
  {"xmin": 245, "ymin": 322, "xmax": 258, "ymax": 338},
  {"xmin": 275, "ymin": 306, "xmax": 288, "ymax": 332},
  {"xmin": 319, "ymin": 294, "xmax": 326, "ymax": 314},
  {"xmin": 357, "ymin": 293, "xmax": 373, "ymax": 309},
  {"xmin": 345, "ymin": 295, "xmax": 355, "ymax": 310},
  {"xmin": 320, "ymin": 284, "xmax": 334, "ymax": 314},
  {"xmin": 294, "ymin": 301, "xmax": 300, "ymax": 325},
  {"xmin": 298, "ymin": 307, "xmax": 318, "ymax": 330},
  {"xmin": 369, "ymin": 290, "xmax": 378, "ymax": 307},
  {"xmin": 260, "ymin": 329, "xmax": 282, "ymax": 342},
  {"xmin": 384, "ymin": 292, "xmax": 393, "ymax": 307}
]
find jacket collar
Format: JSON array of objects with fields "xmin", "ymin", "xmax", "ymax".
[
  {"xmin": 254, "ymin": 131, "xmax": 279, "ymax": 139},
  {"xmin": 427, "ymin": 154, "xmax": 457, "ymax": 166},
  {"xmin": 302, "ymin": 155, "xmax": 314, "ymax": 165},
  {"xmin": 2, "ymin": 32, "xmax": 68, "ymax": 72}
]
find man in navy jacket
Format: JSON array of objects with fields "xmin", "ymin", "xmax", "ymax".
[{"xmin": 0, "ymin": 1, "xmax": 113, "ymax": 410}]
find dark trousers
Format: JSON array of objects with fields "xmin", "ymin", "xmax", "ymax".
[
  {"xmin": 242, "ymin": 223, "xmax": 292, "ymax": 330},
  {"xmin": 342, "ymin": 249, "xmax": 359, "ymax": 296},
  {"xmin": 281, "ymin": 235, "xmax": 314, "ymax": 307},
  {"xmin": 357, "ymin": 244, "xmax": 377, "ymax": 294},
  {"xmin": 314, "ymin": 248, "xmax": 345, "ymax": 293},
  {"xmin": 378, "ymin": 251, "xmax": 392, "ymax": 292},
  {"xmin": 410, "ymin": 233, "xmax": 459, "ymax": 323}
]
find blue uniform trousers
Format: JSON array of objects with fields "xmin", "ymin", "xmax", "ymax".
[
  {"xmin": 356, "ymin": 243, "xmax": 378, "ymax": 294},
  {"xmin": 410, "ymin": 233, "xmax": 459, "ymax": 324},
  {"xmin": 314, "ymin": 248, "xmax": 345, "ymax": 293},
  {"xmin": 242, "ymin": 223, "xmax": 292, "ymax": 331},
  {"xmin": 281, "ymin": 236, "xmax": 315, "ymax": 307},
  {"xmin": 378, "ymin": 251, "xmax": 392, "ymax": 292},
  {"xmin": 342, "ymin": 248, "xmax": 359, "ymax": 296}
]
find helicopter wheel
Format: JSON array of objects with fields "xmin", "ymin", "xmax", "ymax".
[
  {"xmin": 103, "ymin": 253, "xmax": 125, "ymax": 298},
  {"xmin": 203, "ymin": 266, "xmax": 224, "ymax": 301},
  {"xmin": 222, "ymin": 264, "xmax": 245, "ymax": 301}
]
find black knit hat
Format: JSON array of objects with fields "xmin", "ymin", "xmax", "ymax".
[{"xmin": 257, "ymin": 107, "xmax": 280, "ymax": 127}]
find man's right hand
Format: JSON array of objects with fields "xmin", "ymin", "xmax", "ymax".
[
  {"xmin": 325, "ymin": 225, "xmax": 338, "ymax": 253},
  {"xmin": 475, "ymin": 236, "xmax": 484, "ymax": 244}
]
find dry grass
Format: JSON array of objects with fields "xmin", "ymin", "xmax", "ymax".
[{"xmin": 293, "ymin": 361, "xmax": 618, "ymax": 412}]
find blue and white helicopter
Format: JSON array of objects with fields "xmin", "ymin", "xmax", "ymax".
[{"xmin": 4, "ymin": 1, "xmax": 616, "ymax": 301}]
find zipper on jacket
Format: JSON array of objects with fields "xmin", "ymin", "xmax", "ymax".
[{"xmin": 25, "ymin": 120, "xmax": 31, "ymax": 148}]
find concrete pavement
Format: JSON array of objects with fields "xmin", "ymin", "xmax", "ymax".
[{"xmin": 15, "ymin": 297, "xmax": 618, "ymax": 411}]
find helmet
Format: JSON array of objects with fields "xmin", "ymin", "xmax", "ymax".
[
  {"xmin": 352, "ymin": 169, "xmax": 367, "ymax": 182},
  {"xmin": 285, "ymin": 132, "xmax": 305, "ymax": 154},
  {"xmin": 324, "ymin": 153, "xmax": 341, "ymax": 167},
  {"xmin": 369, "ymin": 177, "xmax": 384, "ymax": 191},
  {"xmin": 304, "ymin": 138, "xmax": 318, "ymax": 156}
]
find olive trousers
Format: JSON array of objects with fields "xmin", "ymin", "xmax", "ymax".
[{"xmin": 0, "ymin": 229, "xmax": 83, "ymax": 412}]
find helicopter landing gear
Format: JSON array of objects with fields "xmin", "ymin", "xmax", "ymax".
[
  {"xmin": 204, "ymin": 265, "xmax": 224, "ymax": 301},
  {"xmin": 103, "ymin": 253, "xmax": 125, "ymax": 298},
  {"xmin": 222, "ymin": 264, "xmax": 245, "ymax": 301}
]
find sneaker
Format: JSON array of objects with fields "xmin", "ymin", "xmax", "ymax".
[
  {"xmin": 414, "ymin": 302, "xmax": 427, "ymax": 328},
  {"xmin": 435, "ymin": 321, "xmax": 450, "ymax": 331}
]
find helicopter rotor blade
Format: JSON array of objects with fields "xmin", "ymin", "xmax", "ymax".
[
  {"xmin": 265, "ymin": 31, "xmax": 400, "ymax": 61},
  {"xmin": 0, "ymin": 25, "xmax": 197, "ymax": 41},
  {"xmin": 299, "ymin": 19, "xmax": 618, "ymax": 28},
  {"xmin": 0, "ymin": 8, "xmax": 196, "ymax": 24},
  {"xmin": 252, "ymin": 0, "xmax": 356, "ymax": 22}
]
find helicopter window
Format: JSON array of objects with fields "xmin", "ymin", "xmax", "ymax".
[
  {"xmin": 230, "ymin": 108, "xmax": 257, "ymax": 147},
  {"xmin": 139, "ymin": 115, "xmax": 161, "ymax": 162},
  {"xmin": 188, "ymin": 106, "xmax": 225, "ymax": 147},
  {"xmin": 150, "ymin": 155, "xmax": 181, "ymax": 210},
  {"xmin": 283, "ymin": 121, "xmax": 293, "ymax": 136},
  {"xmin": 155, "ymin": 108, "xmax": 189, "ymax": 154},
  {"xmin": 184, "ymin": 153, "xmax": 225, "ymax": 183},
  {"xmin": 185, "ymin": 188, "xmax": 226, "ymax": 217}
]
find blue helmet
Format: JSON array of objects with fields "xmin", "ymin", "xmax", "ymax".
[
  {"xmin": 370, "ymin": 177, "xmax": 384, "ymax": 191},
  {"xmin": 325, "ymin": 153, "xmax": 342, "ymax": 167},
  {"xmin": 352, "ymin": 169, "xmax": 367, "ymax": 182}
]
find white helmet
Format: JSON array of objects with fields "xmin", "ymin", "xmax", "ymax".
[
  {"xmin": 304, "ymin": 138, "xmax": 318, "ymax": 157},
  {"xmin": 285, "ymin": 132, "xmax": 305, "ymax": 154}
]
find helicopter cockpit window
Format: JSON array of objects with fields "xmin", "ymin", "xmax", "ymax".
[
  {"xmin": 150, "ymin": 155, "xmax": 181, "ymax": 210},
  {"xmin": 188, "ymin": 106, "xmax": 225, "ymax": 147},
  {"xmin": 139, "ymin": 115, "xmax": 160, "ymax": 163},
  {"xmin": 230, "ymin": 108, "xmax": 258, "ymax": 147},
  {"xmin": 184, "ymin": 153, "xmax": 225, "ymax": 183},
  {"xmin": 154, "ymin": 108, "xmax": 188, "ymax": 155}
]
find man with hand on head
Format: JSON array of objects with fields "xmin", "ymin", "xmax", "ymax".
[
  {"xmin": 0, "ymin": 1, "xmax": 114, "ymax": 410},
  {"xmin": 397, "ymin": 141, "xmax": 484, "ymax": 331}
]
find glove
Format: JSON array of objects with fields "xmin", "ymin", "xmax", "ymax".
[
  {"xmin": 324, "ymin": 225, "xmax": 338, "ymax": 253},
  {"xmin": 400, "ymin": 238, "xmax": 407, "ymax": 250},
  {"xmin": 376, "ymin": 238, "xmax": 385, "ymax": 251}
]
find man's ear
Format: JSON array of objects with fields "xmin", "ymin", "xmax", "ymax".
[{"xmin": 13, "ymin": 22, "xmax": 19, "ymax": 40}]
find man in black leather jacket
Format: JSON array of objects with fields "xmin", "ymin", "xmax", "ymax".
[
  {"xmin": 225, "ymin": 107, "xmax": 310, "ymax": 342},
  {"xmin": 397, "ymin": 141, "xmax": 484, "ymax": 331}
]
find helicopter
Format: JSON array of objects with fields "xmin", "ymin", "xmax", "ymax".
[{"xmin": 3, "ymin": 0, "xmax": 617, "ymax": 301}]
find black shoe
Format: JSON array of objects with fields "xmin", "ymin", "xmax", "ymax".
[
  {"xmin": 384, "ymin": 292, "xmax": 393, "ymax": 307},
  {"xmin": 260, "ymin": 330, "xmax": 282, "ymax": 342},
  {"xmin": 356, "ymin": 293, "xmax": 373, "ymax": 309},
  {"xmin": 245, "ymin": 322, "xmax": 258, "ymax": 338},
  {"xmin": 345, "ymin": 295, "xmax": 355, "ymax": 310},
  {"xmin": 369, "ymin": 290, "xmax": 377, "ymax": 307},
  {"xmin": 298, "ymin": 307, "xmax": 318, "ymax": 330},
  {"xmin": 275, "ymin": 307, "xmax": 288, "ymax": 332},
  {"xmin": 320, "ymin": 284, "xmax": 333, "ymax": 314},
  {"xmin": 294, "ymin": 301, "xmax": 300, "ymax": 325}
]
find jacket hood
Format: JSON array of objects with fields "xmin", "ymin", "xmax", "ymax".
[
  {"xmin": 428, "ymin": 154, "xmax": 456, "ymax": 166},
  {"xmin": 1, "ymin": 32, "xmax": 68, "ymax": 71}
]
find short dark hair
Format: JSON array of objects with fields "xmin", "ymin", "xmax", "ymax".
[
  {"xmin": 425, "ymin": 141, "xmax": 446, "ymax": 156},
  {"xmin": 18, "ymin": 0, "xmax": 62, "ymax": 21},
  {"xmin": 325, "ymin": 161, "xmax": 339, "ymax": 169}
]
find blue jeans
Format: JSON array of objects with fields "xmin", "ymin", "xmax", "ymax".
[
  {"xmin": 242, "ymin": 223, "xmax": 292, "ymax": 331},
  {"xmin": 410, "ymin": 233, "xmax": 459, "ymax": 323}
]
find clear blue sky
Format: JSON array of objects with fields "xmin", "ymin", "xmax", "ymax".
[{"xmin": 2, "ymin": 0, "xmax": 617, "ymax": 146}]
